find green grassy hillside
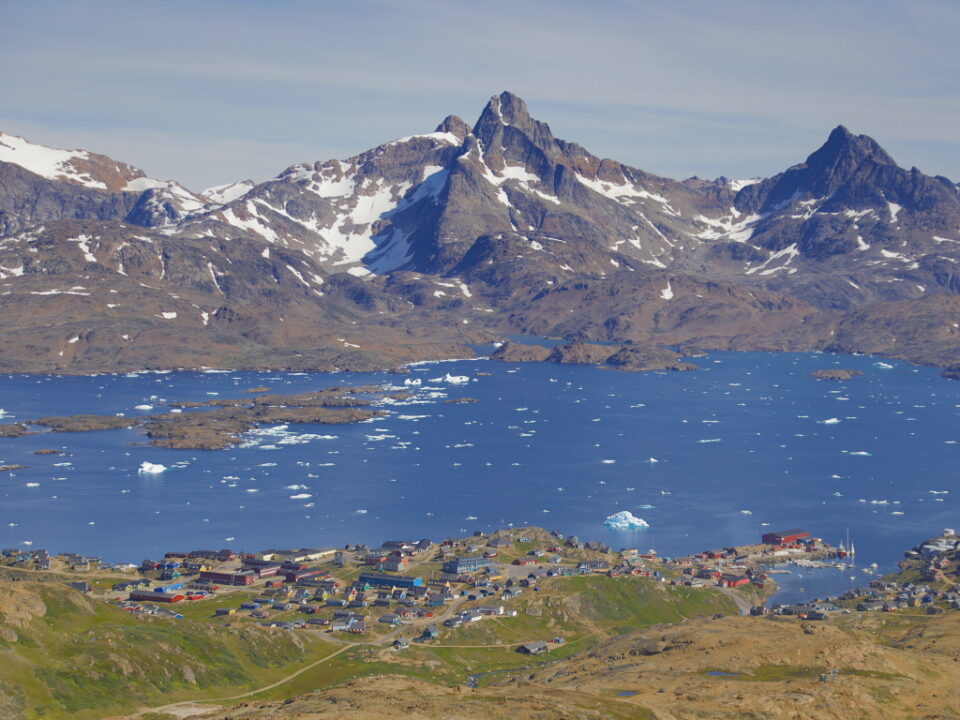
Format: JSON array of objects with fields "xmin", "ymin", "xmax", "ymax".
[{"xmin": 0, "ymin": 583, "xmax": 327, "ymax": 719}]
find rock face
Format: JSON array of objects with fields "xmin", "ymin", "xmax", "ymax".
[{"xmin": 2, "ymin": 92, "xmax": 960, "ymax": 372}]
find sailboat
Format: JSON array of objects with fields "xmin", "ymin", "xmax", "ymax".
[{"xmin": 837, "ymin": 529, "xmax": 856, "ymax": 564}]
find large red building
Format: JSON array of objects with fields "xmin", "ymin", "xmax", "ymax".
[
  {"xmin": 199, "ymin": 570, "xmax": 255, "ymax": 586},
  {"xmin": 762, "ymin": 529, "xmax": 810, "ymax": 545}
]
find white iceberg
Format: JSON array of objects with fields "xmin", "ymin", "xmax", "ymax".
[
  {"xmin": 134, "ymin": 404, "xmax": 154, "ymax": 411},
  {"xmin": 289, "ymin": 493, "xmax": 312, "ymax": 500},
  {"xmin": 138, "ymin": 461, "xmax": 166, "ymax": 474},
  {"xmin": 443, "ymin": 373, "xmax": 470, "ymax": 384},
  {"xmin": 403, "ymin": 378, "xmax": 422, "ymax": 386},
  {"xmin": 603, "ymin": 510, "xmax": 649, "ymax": 530}
]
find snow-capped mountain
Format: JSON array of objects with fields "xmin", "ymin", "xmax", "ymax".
[{"xmin": 2, "ymin": 92, "xmax": 960, "ymax": 373}]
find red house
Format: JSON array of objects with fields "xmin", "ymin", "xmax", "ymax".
[
  {"xmin": 721, "ymin": 574, "xmax": 751, "ymax": 588},
  {"xmin": 761, "ymin": 529, "xmax": 810, "ymax": 546}
]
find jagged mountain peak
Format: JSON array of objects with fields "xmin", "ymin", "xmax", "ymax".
[
  {"xmin": 472, "ymin": 92, "xmax": 557, "ymax": 154},
  {"xmin": 805, "ymin": 124, "xmax": 896, "ymax": 176},
  {"xmin": 434, "ymin": 115, "xmax": 471, "ymax": 140},
  {"xmin": 489, "ymin": 91, "xmax": 532, "ymax": 125},
  {"xmin": 735, "ymin": 124, "xmax": 904, "ymax": 215}
]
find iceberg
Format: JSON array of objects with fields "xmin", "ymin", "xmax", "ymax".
[
  {"xmin": 289, "ymin": 493, "xmax": 312, "ymax": 500},
  {"xmin": 603, "ymin": 510, "xmax": 649, "ymax": 530},
  {"xmin": 134, "ymin": 404, "xmax": 154, "ymax": 411},
  {"xmin": 403, "ymin": 378, "xmax": 422, "ymax": 386},
  {"xmin": 443, "ymin": 373, "xmax": 470, "ymax": 384},
  {"xmin": 138, "ymin": 461, "xmax": 166, "ymax": 474}
]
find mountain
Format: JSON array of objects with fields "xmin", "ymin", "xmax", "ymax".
[{"xmin": 2, "ymin": 92, "xmax": 960, "ymax": 373}]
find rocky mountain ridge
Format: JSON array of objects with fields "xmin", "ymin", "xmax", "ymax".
[{"xmin": 2, "ymin": 93, "xmax": 960, "ymax": 373}]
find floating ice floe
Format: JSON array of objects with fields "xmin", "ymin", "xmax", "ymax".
[
  {"xmin": 430, "ymin": 373, "xmax": 470, "ymax": 384},
  {"xmin": 238, "ymin": 424, "xmax": 338, "ymax": 448},
  {"xmin": 740, "ymin": 510, "xmax": 752, "ymax": 515},
  {"xmin": 403, "ymin": 378, "xmax": 422, "ymax": 386},
  {"xmin": 819, "ymin": 417, "xmax": 841, "ymax": 424},
  {"xmin": 848, "ymin": 451, "xmax": 872, "ymax": 456},
  {"xmin": 603, "ymin": 510, "xmax": 649, "ymax": 530},
  {"xmin": 134, "ymin": 404, "xmax": 154, "ymax": 411},
  {"xmin": 355, "ymin": 509, "xmax": 368, "ymax": 514},
  {"xmin": 697, "ymin": 438, "xmax": 722, "ymax": 444},
  {"xmin": 0, "ymin": 409, "xmax": 9, "ymax": 418},
  {"xmin": 289, "ymin": 493, "xmax": 312, "ymax": 500},
  {"xmin": 138, "ymin": 461, "xmax": 166, "ymax": 474},
  {"xmin": 601, "ymin": 459, "xmax": 616, "ymax": 464},
  {"xmin": 25, "ymin": 482, "xmax": 39, "ymax": 487},
  {"xmin": 286, "ymin": 484, "xmax": 309, "ymax": 490},
  {"xmin": 874, "ymin": 362, "xmax": 894, "ymax": 369}
]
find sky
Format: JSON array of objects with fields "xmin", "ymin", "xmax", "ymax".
[{"xmin": 2, "ymin": 0, "xmax": 958, "ymax": 191}]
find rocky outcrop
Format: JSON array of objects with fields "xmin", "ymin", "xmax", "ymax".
[
  {"xmin": 491, "ymin": 340, "xmax": 697, "ymax": 372},
  {"xmin": 811, "ymin": 369, "xmax": 863, "ymax": 380},
  {"xmin": 489, "ymin": 341, "xmax": 552, "ymax": 363},
  {"xmin": 0, "ymin": 424, "xmax": 30, "ymax": 438},
  {"xmin": 25, "ymin": 388, "xmax": 392, "ymax": 449}
]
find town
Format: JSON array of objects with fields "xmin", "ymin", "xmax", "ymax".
[{"xmin": 4, "ymin": 524, "xmax": 959, "ymax": 655}]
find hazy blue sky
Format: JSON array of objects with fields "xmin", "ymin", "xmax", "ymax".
[{"xmin": 2, "ymin": 1, "xmax": 958, "ymax": 190}]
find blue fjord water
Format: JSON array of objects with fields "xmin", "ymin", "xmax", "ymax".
[{"xmin": 0, "ymin": 351, "xmax": 957, "ymax": 604}]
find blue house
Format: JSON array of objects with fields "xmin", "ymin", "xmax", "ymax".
[{"xmin": 357, "ymin": 573, "xmax": 423, "ymax": 589}]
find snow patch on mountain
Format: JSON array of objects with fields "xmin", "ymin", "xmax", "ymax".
[
  {"xmin": 203, "ymin": 180, "xmax": 255, "ymax": 204},
  {"xmin": 0, "ymin": 132, "xmax": 106, "ymax": 189}
]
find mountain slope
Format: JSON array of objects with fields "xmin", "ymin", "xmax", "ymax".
[
  {"xmin": 0, "ymin": 220, "xmax": 476, "ymax": 372},
  {"xmin": 2, "ymin": 93, "xmax": 960, "ymax": 373}
]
